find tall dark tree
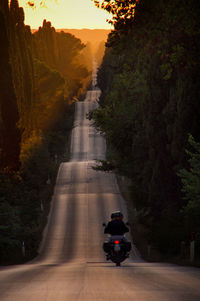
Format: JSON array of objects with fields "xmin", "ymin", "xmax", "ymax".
[
  {"xmin": 91, "ymin": 0, "xmax": 200, "ymax": 256},
  {"xmin": 9, "ymin": 0, "xmax": 35, "ymax": 138},
  {"xmin": 0, "ymin": 1, "xmax": 21, "ymax": 171},
  {"xmin": 33, "ymin": 22, "xmax": 89, "ymax": 97}
]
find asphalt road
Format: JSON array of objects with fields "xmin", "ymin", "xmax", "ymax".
[{"xmin": 0, "ymin": 64, "xmax": 200, "ymax": 300}]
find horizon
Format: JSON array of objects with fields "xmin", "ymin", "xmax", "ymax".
[{"xmin": 32, "ymin": 27, "xmax": 111, "ymax": 31}]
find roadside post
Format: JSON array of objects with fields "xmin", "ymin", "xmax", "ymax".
[
  {"xmin": 22, "ymin": 241, "xmax": 25, "ymax": 257},
  {"xmin": 147, "ymin": 243, "xmax": 151, "ymax": 258},
  {"xmin": 190, "ymin": 232, "xmax": 195, "ymax": 263},
  {"xmin": 46, "ymin": 175, "xmax": 51, "ymax": 185},
  {"xmin": 41, "ymin": 200, "xmax": 44, "ymax": 212}
]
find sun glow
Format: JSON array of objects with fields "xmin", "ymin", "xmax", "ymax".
[{"xmin": 18, "ymin": 0, "xmax": 112, "ymax": 29}]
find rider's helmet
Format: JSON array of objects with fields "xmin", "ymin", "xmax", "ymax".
[{"xmin": 111, "ymin": 211, "xmax": 123, "ymax": 219}]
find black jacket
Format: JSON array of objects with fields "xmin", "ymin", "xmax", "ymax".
[{"xmin": 104, "ymin": 220, "xmax": 129, "ymax": 236}]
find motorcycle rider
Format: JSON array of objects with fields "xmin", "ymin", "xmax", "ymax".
[
  {"xmin": 104, "ymin": 211, "xmax": 129, "ymax": 260},
  {"xmin": 104, "ymin": 211, "xmax": 129, "ymax": 236}
]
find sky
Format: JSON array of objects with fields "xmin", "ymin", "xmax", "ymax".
[{"xmin": 18, "ymin": 0, "xmax": 112, "ymax": 29}]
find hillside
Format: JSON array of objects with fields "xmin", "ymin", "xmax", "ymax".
[{"xmin": 56, "ymin": 28, "xmax": 110, "ymax": 53}]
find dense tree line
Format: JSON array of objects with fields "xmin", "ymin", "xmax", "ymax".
[
  {"xmin": 0, "ymin": 0, "xmax": 21, "ymax": 171},
  {"xmin": 0, "ymin": 0, "xmax": 92, "ymax": 263},
  {"xmin": 33, "ymin": 21, "xmax": 91, "ymax": 98},
  {"xmin": 95, "ymin": 40, "xmax": 105, "ymax": 66},
  {"xmin": 91, "ymin": 0, "xmax": 200, "ymax": 260}
]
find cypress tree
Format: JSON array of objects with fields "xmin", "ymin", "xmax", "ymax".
[{"xmin": 0, "ymin": 1, "xmax": 21, "ymax": 171}]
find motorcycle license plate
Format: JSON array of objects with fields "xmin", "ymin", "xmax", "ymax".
[{"xmin": 114, "ymin": 244, "xmax": 120, "ymax": 251}]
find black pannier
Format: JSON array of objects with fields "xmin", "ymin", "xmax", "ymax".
[
  {"xmin": 125, "ymin": 241, "xmax": 131, "ymax": 252},
  {"xmin": 103, "ymin": 242, "xmax": 110, "ymax": 253}
]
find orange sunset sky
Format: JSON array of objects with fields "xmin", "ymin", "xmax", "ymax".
[{"xmin": 18, "ymin": 0, "xmax": 112, "ymax": 29}]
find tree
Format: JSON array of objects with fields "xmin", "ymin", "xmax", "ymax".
[
  {"xmin": 90, "ymin": 0, "xmax": 200, "ymax": 256},
  {"xmin": 93, "ymin": 0, "xmax": 137, "ymax": 27},
  {"xmin": 178, "ymin": 135, "xmax": 200, "ymax": 231},
  {"xmin": 33, "ymin": 22, "xmax": 89, "ymax": 98},
  {"xmin": 0, "ymin": 1, "xmax": 21, "ymax": 171}
]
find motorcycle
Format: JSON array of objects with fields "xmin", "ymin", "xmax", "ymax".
[{"xmin": 102, "ymin": 223, "xmax": 131, "ymax": 266}]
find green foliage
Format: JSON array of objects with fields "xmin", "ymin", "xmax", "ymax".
[
  {"xmin": 93, "ymin": 0, "xmax": 137, "ymax": 26},
  {"xmin": 92, "ymin": 0, "xmax": 200, "ymax": 258},
  {"xmin": 92, "ymin": 159, "xmax": 115, "ymax": 172},
  {"xmin": 0, "ymin": 101, "xmax": 74, "ymax": 264},
  {"xmin": 33, "ymin": 22, "xmax": 91, "ymax": 98},
  {"xmin": 0, "ymin": 172, "xmax": 26, "ymax": 262},
  {"xmin": 95, "ymin": 40, "xmax": 105, "ymax": 66},
  {"xmin": 0, "ymin": 4, "xmax": 21, "ymax": 170},
  {"xmin": 0, "ymin": 1, "xmax": 84, "ymax": 264},
  {"xmin": 178, "ymin": 135, "xmax": 200, "ymax": 228}
]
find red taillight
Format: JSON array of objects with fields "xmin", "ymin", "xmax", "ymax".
[{"xmin": 115, "ymin": 240, "xmax": 119, "ymax": 244}]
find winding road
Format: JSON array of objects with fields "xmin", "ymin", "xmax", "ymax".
[{"xmin": 0, "ymin": 63, "xmax": 200, "ymax": 300}]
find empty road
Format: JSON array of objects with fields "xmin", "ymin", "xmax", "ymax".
[{"xmin": 0, "ymin": 64, "xmax": 200, "ymax": 300}]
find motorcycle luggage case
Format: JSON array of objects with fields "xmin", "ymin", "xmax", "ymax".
[
  {"xmin": 125, "ymin": 242, "xmax": 132, "ymax": 252},
  {"xmin": 103, "ymin": 242, "xmax": 110, "ymax": 253}
]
